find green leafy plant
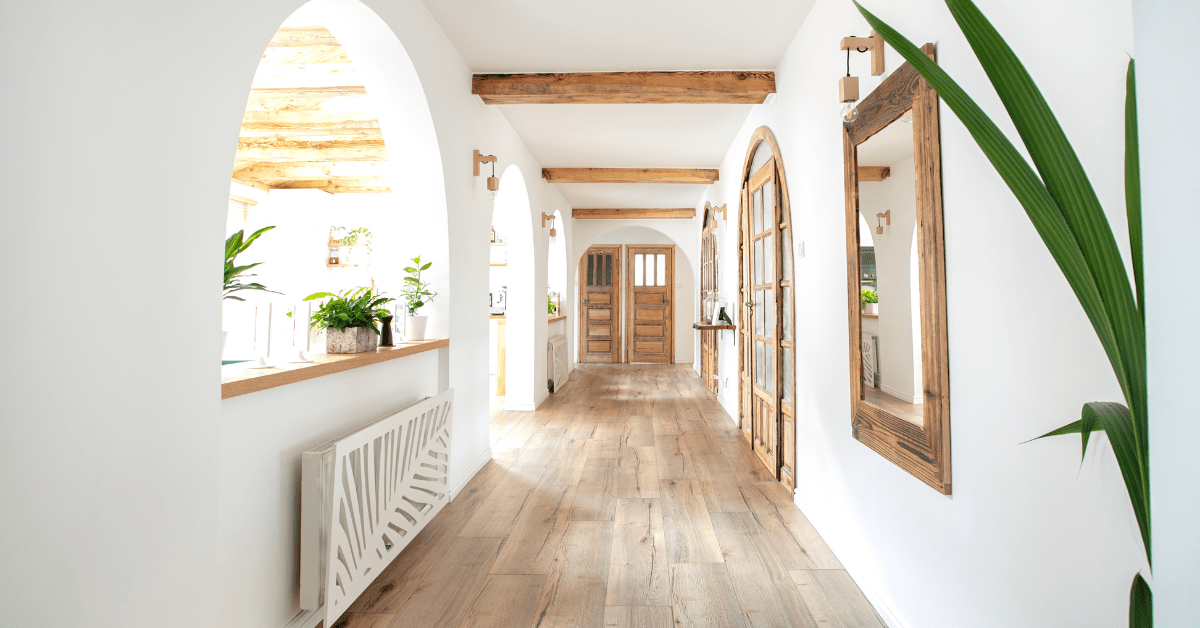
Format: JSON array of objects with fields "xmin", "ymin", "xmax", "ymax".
[
  {"xmin": 224, "ymin": 226, "xmax": 281, "ymax": 301},
  {"xmin": 401, "ymin": 256, "xmax": 437, "ymax": 316},
  {"xmin": 855, "ymin": 1, "xmax": 1149, "ymax": 624},
  {"xmin": 860, "ymin": 288, "xmax": 878, "ymax": 309},
  {"xmin": 302, "ymin": 287, "xmax": 394, "ymax": 333},
  {"xmin": 548, "ymin": 296, "xmax": 557, "ymax": 314}
]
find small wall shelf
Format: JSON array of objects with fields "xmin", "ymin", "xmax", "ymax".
[
  {"xmin": 328, "ymin": 264, "xmax": 359, "ymax": 268},
  {"xmin": 329, "ymin": 241, "xmax": 369, "ymax": 247},
  {"xmin": 490, "ymin": 263, "xmax": 507, "ymax": 267},
  {"xmin": 491, "ymin": 243, "xmax": 507, "ymax": 247},
  {"xmin": 693, "ymin": 323, "xmax": 736, "ymax": 331}
]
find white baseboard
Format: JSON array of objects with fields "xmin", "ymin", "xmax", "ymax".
[
  {"xmin": 881, "ymin": 384, "xmax": 922, "ymax": 405},
  {"xmin": 283, "ymin": 608, "xmax": 322, "ymax": 628},
  {"xmin": 450, "ymin": 447, "xmax": 493, "ymax": 499}
]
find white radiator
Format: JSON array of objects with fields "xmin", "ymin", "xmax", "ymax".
[
  {"xmin": 549, "ymin": 334, "xmax": 568, "ymax": 392},
  {"xmin": 862, "ymin": 334, "xmax": 878, "ymax": 388},
  {"xmin": 299, "ymin": 389, "xmax": 454, "ymax": 627}
]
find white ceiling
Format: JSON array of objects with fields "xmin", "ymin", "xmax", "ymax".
[
  {"xmin": 857, "ymin": 116, "xmax": 914, "ymax": 168},
  {"xmin": 422, "ymin": 0, "xmax": 817, "ymax": 211}
]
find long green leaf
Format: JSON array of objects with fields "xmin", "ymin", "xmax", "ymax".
[
  {"xmin": 943, "ymin": 0, "xmax": 1146, "ymax": 479},
  {"xmin": 1126, "ymin": 60, "xmax": 1143, "ymax": 321},
  {"xmin": 1130, "ymin": 573, "xmax": 1152, "ymax": 628}
]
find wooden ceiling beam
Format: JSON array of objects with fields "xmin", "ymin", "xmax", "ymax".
[
  {"xmin": 858, "ymin": 166, "xmax": 891, "ymax": 182},
  {"xmin": 268, "ymin": 27, "xmax": 339, "ymax": 48},
  {"xmin": 264, "ymin": 176, "xmax": 390, "ymax": 190},
  {"xmin": 542, "ymin": 168, "xmax": 718, "ymax": 184},
  {"xmin": 472, "ymin": 71, "xmax": 776, "ymax": 104},
  {"xmin": 233, "ymin": 161, "xmax": 391, "ymax": 179},
  {"xmin": 247, "ymin": 85, "xmax": 368, "ymax": 99},
  {"xmin": 241, "ymin": 110, "xmax": 378, "ymax": 127},
  {"xmin": 235, "ymin": 137, "xmax": 387, "ymax": 162},
  {"xmin": 572, "ymin": 208, "xmax": 696, "ymax": 219}
]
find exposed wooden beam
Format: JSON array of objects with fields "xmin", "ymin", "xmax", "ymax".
[
  {"xmin": 268, "ymin": 27, "xmax": 339, "ymax": 48},
  {"xmin": 241, "ymin": 110, "xmax": 378, "ymax": 128},
  {"xmin": 233, "ymin": 161, "xmax": 391, "ymax": 180},
  {"xmin": 251, "ymin": 64, "xmax": 361, "ymax": 90},
  {"xmin": 572, "ymin": 208, "xmax": 696, "ymax": 219},
  {"xmin": 542, "ymin": 168, "xmax": 718, "ymax": 184},
  {"xmin": 247, "ymin": 85, "xmax": 368, "ymax": 99},
  {"xmin": 472, "ymin": 71, "xmax": 775, "ymax": 105},
  {"xmin": 235, "ymin": 137, "xmax": 387, "ymax": 161},
  {"xmin": 232, "ymin": 177, "xmax": 270, "ymax": 192},
  {"xmin": 267, "ymin": 176, "xmax": 391, "ymax": 191},
  {"xmin": 858, "ymin": 166, "xmax": 891, "ymax": 182}
]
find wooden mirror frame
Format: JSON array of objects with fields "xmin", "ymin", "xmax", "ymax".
[{"xmin": 842, "ymin": 43, "xmax": 951, "ymax": 494}]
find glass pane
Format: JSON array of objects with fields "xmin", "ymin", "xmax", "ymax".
[
  {"xmin": 755, "ymin": 340, "xmax": 764, "ymax": 387},
  {"xmin": 783, "ymin": 286, "xmax": 792, "ymax": 342},
  {"xmin": 753, "ymin": 239, "xmax": 763, "ymax": 285},
  {"xmin": 763, "ymin": 180, "xmax": 774, "ymax": 227},
  {"xmin": 606, "ymin": 254, "xmax": 613, "ymax": 286},
  {"xmin": 755, "ymin": 290, "xmax": 764, "ymax": 335},
  {"xmin": 783, "ymin": 347, "xmax": 793, "ymax": 404},
  {"xmin": 657, "ymin": 254, "xmax": 667, "ymax": 287},
  {"xmin": 634, "ymin": 254, "xmax": 643, "ymax": 287},
  {"xmin": 781, "ymin": 227, "xmax": 792, "ymax": 281},
  {"xmin": 763, "ymin": 234, "xmax": 773, "ymax": 283},
  {"xmin": 752, "ymin": 190, "xmax": 763, "ymax": 234},
  {"xmin": 764, "ymin": 287, "xmax": 774, "ymax": 338},
  {"xmin": 765, "ymin": 344, "xmax": 774, "ymax": 394},
  {"xmin": 587, "ymin": 254, "xmax": 594, "ymax": 286}
]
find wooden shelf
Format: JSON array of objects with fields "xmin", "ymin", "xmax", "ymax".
[
  {"xmin": 490, "ymin": 263, "xmax": 507, "ymax": 267},
  {"xmin": 693, "ymin": 323, "xmax": 736, "ymax": 331},
  {"xmin": 548, "ymin": 315, "xmax": 566, "ymax": 323},
  {"xmin": 329, "ymin": 241, "xmax": 369, "ymax": 247},
  {"xmin": 327, "ymin": 264, "xmax": 358, "ymax": 268},
  {"xmin": 861, "ymin": 312, "xmax": 879, "ymax": 319},
  {"xmin": 221, "ymin": 338, "xmax": 449, "ymax": 400},
  {"xmin": 491, "ymin": 243, "xmax": 507, "ymax": 247}
]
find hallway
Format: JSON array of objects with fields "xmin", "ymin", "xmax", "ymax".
[{"xmin": 334, "ymin": 364, "xmax": 883, "ymax": 628}]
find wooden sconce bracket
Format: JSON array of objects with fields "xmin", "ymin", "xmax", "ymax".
[
  {"xmin": 473, "ymin": 149, "xmax": 497, "ymax": 176},
  {"xmin": 840, "ymin": 30, "xmax": 885, "ymax": 76},
  {"xmin": 712, "ymin": 204, "xmax": 728, "ymax": 221}
]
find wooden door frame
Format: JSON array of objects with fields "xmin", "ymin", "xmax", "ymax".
[
  {"xmin": 700, "ymin": 204, "xmax": 719, "ymax": 394},
  {"xmin": 577, "ymin": 245, "xmax": 623, "ymax": 364},
  {"xmin": 737, "ymin": 125, "xmax": 798, "ymax": 492},
  {"xmin": 623, "ymin": 245, "xmax": 675, "ymax": 364}
]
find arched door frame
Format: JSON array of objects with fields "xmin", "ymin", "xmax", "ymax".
[{"xmin": 737, "ymin": 126, "xmax": 797, "ymax": 492}]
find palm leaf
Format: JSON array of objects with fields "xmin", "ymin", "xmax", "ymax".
[
  {"xmin": 1130, "ymin": 573, "xmax": 1152, "ymax": 628},
  {"xmin": 1126, "ymin": 61, "xmax": 1143, "ymax": 320}
]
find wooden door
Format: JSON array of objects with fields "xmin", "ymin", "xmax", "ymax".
[
  {"xmin": 578, "ymin": 246, "xmax": 622, "ymax": 363},
  {"xmin": 746, "ymin": 158, "xmax": 779, "ymax": 474},
  {"xmin": 625, "ymin": 246, "xmax": 674, "ymax": 363},
  {"xmin": 699, "ymin": 210, "xmax": 719, "ymax": 394}
]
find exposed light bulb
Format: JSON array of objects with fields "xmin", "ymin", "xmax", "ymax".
[{"xmin": 841, "ymin": 101, "xmax": 859, "ymax": 123}]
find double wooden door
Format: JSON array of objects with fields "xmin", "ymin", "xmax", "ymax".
[
  {"xmin": 740, "ymin": 155, "xmax": 795, "ymax": 483},
  {"xmin": 578, "ymin": 245, "xmax": 674, "ymax": 364},
  {"xmin": 578, "ymin": 246, "xmax": 621, "ymax": 363}
]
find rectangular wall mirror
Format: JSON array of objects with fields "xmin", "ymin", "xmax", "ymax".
[{"xmin": 842, "ymin": 44, "xmax": 951, "ymax": 494}]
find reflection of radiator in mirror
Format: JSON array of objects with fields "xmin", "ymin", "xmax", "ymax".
[{"xmin": 862, "ymin": 334, "xmax": 879, "ymax": 389}]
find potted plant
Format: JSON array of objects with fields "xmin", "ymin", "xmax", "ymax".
[
  {"xmin": 401, "ymin": 256, "xmax": 437, "ymax": 341},
  {"xmin": 861, "ymin": 288, "xmax": 878, "ymax": 315},
  {"xmin": 224, "ymin": 226, "xmax": 280, "ymax": 355},
  {"xmin": 303, "ymin": 287, "xmax": 394, "ymax": 354}
]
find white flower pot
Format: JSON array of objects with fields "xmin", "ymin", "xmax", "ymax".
[
  {"xmin": 406, "ymin": 315, "xmax": 429, "ymax": 341},
  {"xmin": 863, "ymin": 302, "xmax": 878, "ymax": 315}
]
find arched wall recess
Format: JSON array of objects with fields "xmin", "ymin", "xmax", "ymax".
[
  {"xmin": 493, "ymin": 164, "xmax": 538, "ymax": 410},
  {"xmin": 737, "ymin": 126, "xmax": 798, "ymax": 492}
]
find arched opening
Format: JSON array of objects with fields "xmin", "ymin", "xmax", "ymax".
[
  {"xmin": 489, "ymin": 164, "xmax": 538, "ymax": 410},
  {"xmin": 574, "ymin": 225, "xmax": 696, "ymax": 365},
  {"xmin": 221, "ymin": 0, "xmax": 449, "ymax": 365},
  {"xmin": 738, "ymin": 126, "xmax": 797, "ymax": 492}
]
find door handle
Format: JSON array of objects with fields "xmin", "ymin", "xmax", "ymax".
[
  {"xmin": 745, "ymin": 301, "xmax": 754, "ymax": 308},
  {"xmin": 664, "ymin": 298, "xmax": 670, "ymax": 305}
]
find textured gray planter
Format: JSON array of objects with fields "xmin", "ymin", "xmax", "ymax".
[{"xmin": 325, "ymin": 326, "xmax": 378, "ymax": 354}]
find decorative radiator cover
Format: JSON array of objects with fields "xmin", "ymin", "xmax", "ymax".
[
  {"xmin": 862, "ymin": 334, "xmax": 878, "ymax": 388},
  {"xmin": 549, "ymin": 334, "xmax": 568, "ymax": 392},
  {"xmin": 300, "ymin": 389, "xmax": 454, "ymax": 627}
]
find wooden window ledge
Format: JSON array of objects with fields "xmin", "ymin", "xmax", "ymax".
[
  {"xmin": 548, "ymin": 315, "xmax": 567, "ymax": 323},
  {"xmin": 221, "ymin": 338, "xmax": 449, "ymax": 399},
  {"xmin": 693, "ymin": 323, "xmax": 736, "ymax": 331}
]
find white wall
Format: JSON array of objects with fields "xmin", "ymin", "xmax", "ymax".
[
  {"xmin": 0, "ymin": 1, "xmax": 567, "ymax": 627},
  {"xmin": 576, "ymin": 223, "xmax": 698, "ymax": 364},
  {"xmin": 1136, "ymin": 0, "xmax": 1200, "ymax": 624},
  {"xmin": 698, "ymin": 0, "xmax": 1146, "ymax": 625}
]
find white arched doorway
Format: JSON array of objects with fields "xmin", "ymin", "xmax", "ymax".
[{"xmin": 491, "ymin": 165, "xmax": 538, "ymax": 410}]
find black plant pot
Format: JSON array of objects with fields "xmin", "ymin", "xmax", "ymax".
[{"xmin": 379, "ymin": 315, "xmax": 395, "ymax": 347}]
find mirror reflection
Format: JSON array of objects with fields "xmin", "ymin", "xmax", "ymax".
[{"xmin": 856, "ymin": 110, "xmax": 923, "ymax": 425}]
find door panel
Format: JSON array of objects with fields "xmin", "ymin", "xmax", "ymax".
[
  {"xmin": 625, "ymin": 246, "xmax": 674, "ymax": 364},
  {"xmin": 579, "ymin": 246, "xmax": 622, "ymax": 363},
  {"xmin": 746, "ymin": 158, "xmax": 779, "ymax": 475}
]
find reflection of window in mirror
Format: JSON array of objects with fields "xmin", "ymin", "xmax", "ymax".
[{"xmin": 855, "ymin": 109, "xmax": 923, "ymax": 425}]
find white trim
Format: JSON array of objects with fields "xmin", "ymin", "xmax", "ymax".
[
  {"xmin": 450, "ymin": 447, "xmax": 493, "ymax": 499},
  {"xmin": 282, "ymin": 609, "xmax": 322, "ymax": 628},
  {"xmin": 880, "ymin": 384, "xmax": 922, "ymax": 405}
]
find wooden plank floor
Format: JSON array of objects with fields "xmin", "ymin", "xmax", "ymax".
[{"xmin": 333, "ymin": 364, "xmax": 884, "ymax": 628}]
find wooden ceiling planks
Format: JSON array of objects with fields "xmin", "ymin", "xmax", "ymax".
[{"xmin": 232, "ymin": 27, "xmax": 390, "ymax": 194}]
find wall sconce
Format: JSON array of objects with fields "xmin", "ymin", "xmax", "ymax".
[
  {"xmin": 474, "ymin": 150, "xmax": 499, "ymax": 200},
  {"xmin": 838, "ymin": 31, "xmax": 885, "ymax": 123},
  {"xmin": 876, "ymin": 209, "xmax": 891, "ymax": 235},
  {"xmin": 712, "ymin": 204, "xmax": 728, "ymax": 223},
  {"xmin": 542, "ymin": 212, "xmax": 557, "ymax": 242}
]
